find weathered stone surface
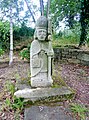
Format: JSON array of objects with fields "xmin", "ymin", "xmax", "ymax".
[
  {"xmin": 80, "ymin": 60, "xmax": 89, "ymax": 66},
  {"xmin": 16, "ymin": 84, "xmax": 31, "ymax": 90},
  {"xmin": 68, "ymin": 59, "xmax": 80, "ymax": 64},
  {"xmin": 78, "ymin": 53, "xmax": 89, "ymax": 61},
  {"xmin": 54, "ymin": 48, "xmax": 89, "ymax": 66},
  {"xmin": 66, "ymin": 55, "xmax": 71, "ymax": 58},
  {"xmin": 72, "ymin": 56, "xmax": 77, "ymax": 59},
  {"xmin": 14, "ymin": 87, "xmax": 74, "ymax": 102},
  {"xmin": 24, "ymin": 106, "xmax": 75, "ymax": 120}
]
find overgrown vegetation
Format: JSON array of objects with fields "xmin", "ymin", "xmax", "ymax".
[
  {"xmin": 0, "ymin": 81, "xmax": 25, "ymax": 119},
  {"xmin": 0, "ymin": 48, "xmax": 4, "ymax": 56},
  {"xmin": 0, "ymin": 20, "xmax": 34, "ymax": 50},
  {"xmin": 52, "ymin": 25, "xmax": 89, "ymax": 48},
  {"xmin": 20, "ymin": 48, "xmax": 30, "ymax": 61},
  {"xmin": 50, "ymin": 0, "xmax": 89, "ymax": 46},
  {"xmin": 70, "ymin": 103, "xmax": 89, "ymax": 120},
  {"xmin": 13, "ymin": 22, "xmax": 34, "ymax": 41},
  {"xmin": 0, "ymin": 21, "xmax": 10, "ymax": 49}
]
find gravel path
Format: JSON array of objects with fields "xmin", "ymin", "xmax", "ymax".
[{"xmin": 60, "ymin": 63, "xmax": 89, "ymax": 107}]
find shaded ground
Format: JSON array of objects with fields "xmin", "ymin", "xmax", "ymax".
[
  {"xmin": 0, "ymin": 54, "xmax": 89, "ymax": 120},
  {"xmin": 54, "ymin": 62, "xmax": 89, "ymax": 107}
]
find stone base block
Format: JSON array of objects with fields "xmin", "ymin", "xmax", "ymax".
[
  {"xmin": 31, "ymin": 80, "xmax": 53, "ymax": 87},
  {"xmin": 14, "ymin": 87, "xmax": 75, "ymax": 102}
]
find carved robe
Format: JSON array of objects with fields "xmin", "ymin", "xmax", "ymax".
[{"xmin": 30, "ymin": 39, "xmax": 53, "ymax": 87}]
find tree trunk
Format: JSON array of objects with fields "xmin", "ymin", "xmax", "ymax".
[
  {"xmin": 79, "ymin": 0, "xmax": 88, "ymax": 47},
  {"xmin": 9, "ymin": 4, "xmax": 13, "ymax": 65}
]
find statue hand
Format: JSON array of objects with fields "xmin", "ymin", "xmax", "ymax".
[
  {"xmin": 47, "ymin": 51, "xmax": 54, "ymax": 56},
  {"xmin": 48, "ymin": 35, "xmax": 52, "ymax": 41}
]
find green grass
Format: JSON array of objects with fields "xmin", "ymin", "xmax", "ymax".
[
  {"xmin": 52, "ymin": 35, "xmax": 89, "ymax": 48},
  {"xmin": 70, "ymin": 103, "xmax": 89, "ymax": 120},
  {"xmin": 52, "ymin": 37, "xmax": 79, "ymax": 48}
]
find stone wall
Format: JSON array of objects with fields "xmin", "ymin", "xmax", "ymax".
[{"xmin": 54, "ymin": 48, "xmax": 89, "ymax": 65}]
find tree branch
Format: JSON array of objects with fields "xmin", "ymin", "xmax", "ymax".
[{"xmin": 24, "ymin": 0, "xmax": 36, "ymax": 23}]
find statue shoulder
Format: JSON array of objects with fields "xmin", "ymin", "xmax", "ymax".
[
  {"xmin": 30, "ymin": 40, "xmax": 41, "ymax": 56},
  {"xmin": 31, "ymin": 40, "xmax": 39, "ymax": 46}
]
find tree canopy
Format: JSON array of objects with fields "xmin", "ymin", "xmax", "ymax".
[{"xmin": 0, "ymin": 0, "xmax": 89, "ymax": 47}]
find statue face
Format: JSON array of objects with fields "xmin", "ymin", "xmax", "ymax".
[{"xmin": 37, "ymin": 29, "xmax": 47, "ymax": 41}]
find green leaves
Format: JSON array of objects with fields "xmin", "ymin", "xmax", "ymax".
[
  {"xmin": 70, "ymin": 103, "xmax": 89, "ymax": 120},
  {"xmin": 0, "ymin": 48, "xmax": 4, "ymax": 56},
  {"xmin": 0, "ymin": 21, "xmax": 10, "ymax": 49},
  {"xmin": 4, "ymin": 97, "xmax": 25, "ymax": 111},
  {"xmin": 50, "ymin": 0, "xmax": 80, "ymax": 28},
  {"xmin": 20, "ymin": 48, "xmax": 30, "ymax": 61},
  {"xmin": 50, "ymin": 0, "xmax": 89, "ymax": 46},
  {"xmin": 12, "ymin": 97, "xmax": 24, "ymax": 110},
  {"xmin": 4, "ymin": 81, "xmax": 25, "ymax": 111},
  {"xmin": 5, "ymin": 98, "xmax": 11, "ymax": 107},
  {"xmin": 5, "ymin": 81, "xmax": 15, "ymax": 96},
  {"xmin": 0, "ymin": 20, "xmax": 34, "ymax": 50}
]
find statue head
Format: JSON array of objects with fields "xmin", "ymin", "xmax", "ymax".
[{"xmin": 35, "ymin": 16, "xmax": 48, "ymax": 41}]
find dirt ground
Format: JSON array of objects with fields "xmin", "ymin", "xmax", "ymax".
[{"xmin": 0, "ymin": 54, "xmax": 89, "ymax": 120}]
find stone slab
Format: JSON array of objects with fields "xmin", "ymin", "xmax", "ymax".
[
  {"xmin": 77, "ymin": 53, "xmax": 89, "ymax": 61},
  {"xmin": 14, "ymin": 87, "xmax": 74, "ymax": 102},
  {"xmin": 68, "ymin": 59, "xmax": 80, "ymax": 64},
  {"xmin": 24, "ymin": 106, "xmax": 75, "ymax": 120}
]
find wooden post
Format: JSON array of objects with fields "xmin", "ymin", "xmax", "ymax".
[{"xmin": 40, "ymin": 0, "xmax": 44, "ymax": 16}]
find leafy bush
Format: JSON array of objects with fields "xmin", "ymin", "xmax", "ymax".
[
  {"xmin": 13, "ymin": 22, "xmax": 34, "ymax": 41},
  {"xmin": 20, "ymin": 48, "xmax": 30, "ymax": 61},
  {"xmin": 0, "ymin": 48, "xmax": 4, "ymax": 56},
  {"xmin": 0, "ymin": 21, "xmax": 10, "ymax": 49},
  {"xmin": 0, "ymin": 20, "xmax": 34, "ymax": 50},
  {"xmin": 53, "ymin": 24, "xmax": 81, "ymax": 47}
]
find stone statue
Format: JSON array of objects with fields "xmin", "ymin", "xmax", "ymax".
[{"xmin": 30, "ymin": 16, "xmax": 54, "ymax": 87}]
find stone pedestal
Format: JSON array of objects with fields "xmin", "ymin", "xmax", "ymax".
[
  {"xmin": 14, "ymin": 16, "xmax": 75, "ymax": 120},
  {"xmin": 14, "ymin": 87, "xmax": 74, "ymax": 102}
]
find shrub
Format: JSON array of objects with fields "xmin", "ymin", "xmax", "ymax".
[
  {"xmin": 0, "ymin": 21, "xmax": 10, "ymax": 49},
  {"xmin": 20, "ymin": 48, "xmax": 30, "ymax": 61},
  {"xmin": 0, "ymin": 48, "xmax": 4, "ymax": 56}
]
